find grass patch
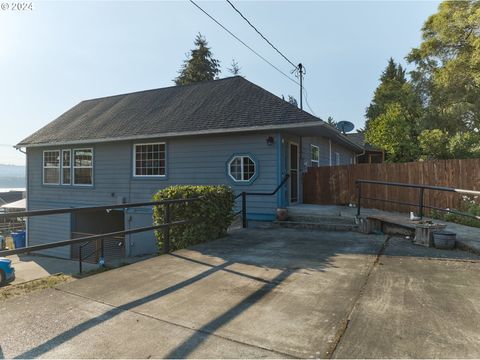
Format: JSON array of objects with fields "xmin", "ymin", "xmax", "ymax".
[{"xmin": 0, "ymin": 274, "xmax": 72, "ymax": 301}]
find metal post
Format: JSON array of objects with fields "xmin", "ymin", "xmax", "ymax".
[
  {"xmin": 79, "ymin": 246, "xmax": 83, "ymax": 274},
  {"xmin": 99, "ymin": 238, "xmax": 105, "ymax": 267},
  {"xmin": 356, "ymin": 183, "xmax": 362, "ymax": 217},
  {"xmin": 163, "ymin": 203, "xmax": 170, "ymax": 254},
  {"xmin": 298, "ymin": 63, "xmax": 303, "ymax": 110},
  {"xmin": 241, "ymin": 192, "xmax": 247, "ymax": 228},
  {"xmin": 419, "ymin": 188, "xmax": 425, "ymax": 219}
]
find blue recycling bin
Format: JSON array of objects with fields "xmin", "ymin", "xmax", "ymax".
[{"xmin": 11, "ymin": 231, "xmax": 26, "ymax": 249}]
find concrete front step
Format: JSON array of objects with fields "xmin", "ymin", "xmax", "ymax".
[
  {"xmin": 273, "ymin": 221, "xmax": 359, "ymax": 232},
  {"xmin": 287, "ymin": 214, "xmax": 357, "ymax": 225}
]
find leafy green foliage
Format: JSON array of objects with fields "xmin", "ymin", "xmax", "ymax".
[
  {"xmin": 365, "ymin": 2, "xmax": 480, "ymax": 162},
  {"xmin": 430, "ymin": 195, "xmax": 480, "ymax": 228},
  {"xmin": 418, "ymin": 129, "xmax": 480, "ymax": 160},
  {"xmin": 153, "ymin": 185, "xmax": 235, "ymax": 252},
  {"xmin": 448, "ymin": 132, "xmax": 480, "ymax": 158},
  {"xmin": 418, "ymin": 129, "xmax": 450, "ymax": 160},
  {"xmin": 174, "ymin": 33, "xmax": 221, "ymax": 85},
  {"xmin": 364, "ymin": 59, "xmax": 423, "ymax": 162},
  {"xmin": 407, "ymin": 0, "xmax": 480, "ymax": 132},
  {"xmin": 365, "ymin": 102, "xmax": 419, "ymax": 162}
]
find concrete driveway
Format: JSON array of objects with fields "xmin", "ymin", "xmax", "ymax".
[{"xmin": 0, "ymin": 228, "xmax": 479, "ymax": 358}]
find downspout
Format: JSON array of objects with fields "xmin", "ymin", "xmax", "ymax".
[
  {"xmin": 329, "ymin": 139, "xmax": 332, "ymax": 166},
  {"xmin": 15, "ymin": 146, "xmax": 27, "ymax": 245},
  {"xmin": 354, "ymin": 149, "xmax": 366, "ymax": 164}
]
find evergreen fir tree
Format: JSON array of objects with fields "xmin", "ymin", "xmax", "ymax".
[{"xmin": 174, "ymin": 33, "xmax": 221, "ymax": 85}]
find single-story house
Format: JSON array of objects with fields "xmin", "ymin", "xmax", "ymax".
[
  {"xmin": 346, "ymin": 132, "xmax": 385, "ymax": 163},
  {"xmin": 17, "ymin": 76, "xmax": 363, "ymax": 259}
]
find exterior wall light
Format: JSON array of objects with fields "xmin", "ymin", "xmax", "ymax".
[{"xmin": 266, "ymin": 136, "xmax": 274, "ymax": 146}]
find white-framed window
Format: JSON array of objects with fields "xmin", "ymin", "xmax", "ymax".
[
  {"xmin": 43, "ymin": 150, "xmax": 60, "ymax": 185},
  {"xmin": 228, "ymin": 155, "xmax": 256, "ymax": 182},
  {"xmin": 62, "ymin": 149, "xmax": 71, "ymax": 185},
  {"xmin": 73, "ymin": 148, "xmax": 93, "ymax": 185},
  {"xmin": 311, "ymin": 145, "xmax": 319, "ymax": 167},
  {"xmin": 335, "ymin": 152, "xmax": 340, "ymax": 165},
  {"xmin": 134, "ymin": 143, "xmax": 166, "ymax": 177}
]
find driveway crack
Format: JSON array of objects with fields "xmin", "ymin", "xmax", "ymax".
[{"xmin": 325, "ymin": 235, "xmax": 391, "ymax": 359}]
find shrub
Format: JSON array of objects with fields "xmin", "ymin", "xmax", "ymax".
[
  {"xmin": 430, "ymin": 195, "xmax": 480, "ymax": 228},
  {"xmin": 152, "ymin": 185, "xmax": 235, "ymax": 251}
]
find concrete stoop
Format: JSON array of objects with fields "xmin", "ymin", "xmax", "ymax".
[{"xmin": 274, "ymin": 213, "xmax": 359, "ymax": 232}]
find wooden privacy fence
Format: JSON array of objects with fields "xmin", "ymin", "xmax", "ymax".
[{"xmin": 303, "ymin": 159, "xmax": 480, "ymax": 214}]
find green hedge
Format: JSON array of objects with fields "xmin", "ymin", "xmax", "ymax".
[{"xmin": 153, "ymin": 185, "xmax": 235, "ymax": 252}]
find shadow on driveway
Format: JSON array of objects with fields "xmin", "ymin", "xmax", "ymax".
[{"xmin": 2, "ymin": 228, "xmax": 479, "ymax": 358}]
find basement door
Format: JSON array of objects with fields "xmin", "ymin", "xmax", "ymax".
[{"xmin": 70, "ymin": 210, "xmax": 125, "ymax": 263}]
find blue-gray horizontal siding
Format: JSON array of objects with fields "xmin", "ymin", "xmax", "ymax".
[
  {"xmin": 27, "ymin": 132, "xmax": 278, "ymax": 258},
  {"xmin": 302, "ymin": 136, "xmax": 355, "ymax": 168}
]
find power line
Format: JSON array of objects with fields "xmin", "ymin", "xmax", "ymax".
[
  {"xmin": 225, "ymin": 0, "xmax": 297, "ymax": 69},
  {"xmin": 302, "ymin": 86, "xmax": 316, "ymax": 116},
  {"xmin": 299, "ymin": 65, "xmax": 317, "ymax": 116},
  {"xmin": 189, "ymin": 0, "xmax": 299, "ymax": 86}
]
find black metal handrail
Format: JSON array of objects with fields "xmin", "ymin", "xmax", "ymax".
[
  {"xmin": 0, "ymin": 197, "xmax": 201, "ymax": 221},
  {"xmin": 0, "ymin": 197, "xmax": 201, "ymax": 273},
  {"xmin": 356, "ymin": 179, "xmax": 480, "ymax": 221},
  {"xmin": 237, "ymin": 174, "xmax": 290, "ymax": 228}
]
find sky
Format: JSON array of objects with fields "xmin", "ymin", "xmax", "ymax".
[{"xmin": 0, "ymin": 0, "xmax": 440, "ymax": 165}]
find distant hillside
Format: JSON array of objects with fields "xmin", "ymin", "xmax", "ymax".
[{"xmin": 0, "ymin": 164, "xmax": 25, "ymax": 188}]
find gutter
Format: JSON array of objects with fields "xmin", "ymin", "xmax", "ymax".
[{"xmin": 16, "ymin": 121, "xmax": 364, "ymax": 152}]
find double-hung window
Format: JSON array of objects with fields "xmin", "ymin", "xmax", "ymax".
[
  {"xmin": 311, "ymin": 145, "xmax": 319, "ymax": 167},
  {"xmin": 43, "ymin": 150, "xmax": 60, "ymax": 185},
  {"xmin": 62, "ymin": 150, "xmax": 71, "ymax": 184},
  {"xmin": 134, "ymin": 143, "xmax": 166, "ymax": 176},
  {"xmin": 73, "ymin": 148, "xmax": 93, "ymax": 185},
  {"xmin": 43, "ymin": 148, "xmax": 93, "ymax": 186},
  {"xmin": 228, "ymin": 155, "xmax": 256, "ymax": 182}
]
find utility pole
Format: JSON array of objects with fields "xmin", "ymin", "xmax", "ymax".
[{"xmin": 298, "ymin": 63, "xmax": 303, "ymax": 110}]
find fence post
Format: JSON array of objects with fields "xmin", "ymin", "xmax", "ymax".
[
  {"xmin": 163, "ymin": 203, "xmax": 171, "ymax": 254},
  {"xmin": 79, "ymin": 246, "xmax": 83, "ymax": 274},
  {"xmin": 241, "ymin": 192, "xmax": 247, "ymax": 228},
  {"xmin": 356, "ymin": 182, "xmax": 362, "ymax": 217},
  {"xmin": 419, "ymin": 188, "xmax": 425, "ymax": 219},
  {"xmin": 99, "ymin": 238, "xmax": 105, "ymax": 267}
]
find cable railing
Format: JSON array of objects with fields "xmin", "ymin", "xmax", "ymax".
[{"xmin": 356, "ymin": 179, "xmax": 480, "ymax": 221}]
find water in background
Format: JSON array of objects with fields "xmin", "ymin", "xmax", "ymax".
[{"xmin": 0, "ymin": 165, "xmax": 25, "ymax": 189}]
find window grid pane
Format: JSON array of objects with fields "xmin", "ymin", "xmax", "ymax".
[
  {"xmin": 229, "ymin": 156, "xmax": 256, "ymax": 182},
  {"xmin": 135, "ymin": 144, "xmax": 166, "ymax": 176},
  {"xmin": 62, "ymin": 150, "xmax": 71, "ymax": 184},
  {"xmin": 43, "ymin": 151, "xmax": 60, "ymax": 184},
  {"xmin": 74, "ymin": 149, "xmax": 93, "ymax": 185}
]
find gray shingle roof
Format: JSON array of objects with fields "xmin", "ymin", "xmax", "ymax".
[
  {"xmin": 18, "ymin": 76, "xmax": 333, "ymax": 146},
  {"xmin": 346, "ymin": 132, "xmax": 381, "ymax": 151},
  {"xmin": 0, "ymin": 191, "xmax": 24, "ymax": 205}
]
